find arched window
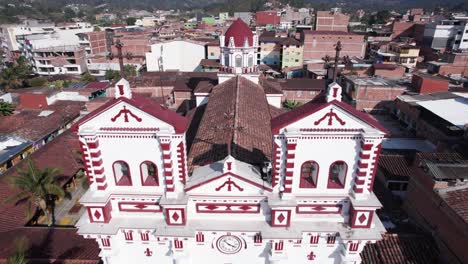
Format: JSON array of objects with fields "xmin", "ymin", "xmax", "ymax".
[
  {"xmin": 140, "ymin": 161, "xmax": 158, "ymax": 186},
  {"xmin": 248, "ymin": 55, "xmax": 254, "ymax": 66},
  {"xmin": 224, "ymin": 54, "xmax": 229, "ymax": 66},
  {"xmin": 328, "ymin": 161, "xmax": 347, "ymax": 189},
  {"xmin": 113, "ymin": 161, "xmax": 132, "ymax": 186},
  {"xmin": 300, "ymin": 161, "xmax": 319, "ymax": 188},
  {"xmin": 235, "ymin": 55, "xmax": 242, "ymax": 67}
]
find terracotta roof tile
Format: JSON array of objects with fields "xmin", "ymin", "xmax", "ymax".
[
  {"xmin": 378, "ymin": 154, "xmax": 414, "ymax": 181},
  {"xmin": 440, "ymin": 187, "xmax": 468, "ymax": 223},
  {"xmin": 188, "ymin": 76, "xmax": 272, "ymax": 170},
  {"xmin": 361, "ymin": 233, "xmax": 439, "ymax": 264}
]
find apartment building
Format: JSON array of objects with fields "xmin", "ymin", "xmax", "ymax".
[
  {"xmin": 301, "ymin": 30, "xmax": 366, "ymax": 60},
  {"xmin": 32, "ymin": 45, "xmax": 87, "ymax": 75}
]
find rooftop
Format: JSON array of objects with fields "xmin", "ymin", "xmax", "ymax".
[
  {"xmin": 378, "ymin": 154, "xmax": 414, "ymax": 181},
  {"xmin": 439, "ymin": 186, "xmax": 468, "ymax": 222},
  {"xmin": 303, "ymin": 30, "xmax": 357, "ymax": 36},
  {"xmin": 344, "ymin": 75, "xmax": 406, "ymax": 88},
  {"xmin": 416, "ymin": 97, "xmax": 468, "ymax": 128},
  {"xmin": 360, "ymin": 233, "xmax": 439, "ymax": 264},
  {"xmin": 188, "ymin": 76, "xmax": 274, "ymax": 171}
]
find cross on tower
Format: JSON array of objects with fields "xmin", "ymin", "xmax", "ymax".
[
  {"xmin": 107, "ymin": 38, "xmax": 133, "ymax": 78},
  {"xmin": 332, "ymin": 41, "xmax": 342, "ymax": 82}
]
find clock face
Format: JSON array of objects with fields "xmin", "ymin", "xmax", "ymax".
[{"xmin": 216, "ymin": 235, "xmax": 242, "ymax": 254}]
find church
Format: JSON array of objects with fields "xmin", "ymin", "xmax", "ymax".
[{"xmin": 76, "ymin": 19, "xmax": 387, "ymax": 264}]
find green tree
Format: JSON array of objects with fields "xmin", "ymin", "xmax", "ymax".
[
  {"xmin": 283, "ymin": 100, "xmax": 302, "ymax": 109},
  {"xmin": 3, "ymin": 159, "xmax": 64, "ymax": 226},
  {"xmin": 104, "ymin": 69, "xmax": 120, "ymax": 81},
  {"xmin": 63, "ymin": 7, "xmax": 76, "ymax": 22},
  {"xmin": 81, "ymin": 72, "xmax": 97, "ymax": 82},
  {"xmin": 0, "ymin": 102, "xmax": 15, "ymax": 116},
  {"xmin": 123, "ymin": 64, "xmax": 137, "ymax": 77},
  {"xmin": 27, "ymin": 77, "xmax": 48, "ymax": 87},
  {"xmin": 6, "ymin": 236, "xmax": 28, "ymax": 264},
  {"xmin": 126, "ymin": 17, "xmax": 137, "ymax": 26},
  {"xmin": 0, "ymin": 68, "xmax": 23, "ymax": 91}
]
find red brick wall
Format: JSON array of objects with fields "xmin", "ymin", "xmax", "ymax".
[
  {"xmin": 87, "ymin": 32, "xmax": 108, "ymax": 55},
  {"xmin": 411, "ymin": 74, "xmax": 449, "ymax": 94},
  {"xmin": 354, "ymin": 86, "xmax": 406, "ymax": 111},
  {"xmin": 392, "ymin": 21, "xmax": 415, "ymax": 40},
  {"xmin": 302, "ymin": 32, "xmax": 365, "ymax": 60},
  {"xmin": 282, "ymin": 90, "xmax": 320, "ymax": 104},
  {"xmin": 438, "ymin": 65, "xmax": 468, "ymax": 76},
  {"xmin": 315, "ymin": 11, "xmax": 349, "ymax": 31}
]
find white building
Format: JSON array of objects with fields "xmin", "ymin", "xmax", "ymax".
[
  {"xmin": 76, "ymin": 20, "xmax": 387, "ymax": 264},
  {"xmin": 146, "ymin": 40, "xmax": 205, "ymax": 72},
  {"xmin": 423, "ymin": 20, "xmax": 468, "ymax": 50}
]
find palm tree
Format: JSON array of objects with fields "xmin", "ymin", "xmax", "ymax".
[
  {"xmin": 3, "ymin": 159, "xmax": 64, "ymax": 226},
  {"xmin": 283, "ymin": 99, "xmax": 302, "ymax": 109},
  {"xmin": 0, "ymin": 102, "xmax": 15, "ymax": 116}
]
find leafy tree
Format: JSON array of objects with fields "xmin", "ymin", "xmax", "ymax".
[
  {"xmin": 27, "ymin": 77, "xmax": 48, "ymax": 87},
  {"xmin": 80, "ymin": 72, "xmax": 97, "ymax": 82},
  {"xmin": 283, "ymin": 100, "xmax": 302, "ymax": 109},
  {"xmin": 6, "ymin": 236, "xmax": 28, "ymax": 264},
  {"xmin": 0, "ymin": 68, "xmax": 23, "ymax": 91},
  {"xmin": 0, "ymin": 102, "xmax": 15, "ymax": 116},
  {"xmin": 93, "ymin": 26, "xmax": 101, "ymax": 32},
  {"xmin": 63, "ymin": 7, "xmax": 76, "ymax": 22},
  {"xmin": 3, "ymin": 159, "xmax": 65, "ymax": 226},
  {"xmin": 126, "ymin": 17, "xmax": 137, "ymax": 26},
  {"xmin": 123, "ymin": 64, "xmax": 137, "ymax": 77},
  {"xmin": 105, "ymin": 69, "xmax": 120, "ymax": 81}
]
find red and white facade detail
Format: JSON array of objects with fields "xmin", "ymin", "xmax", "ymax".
[{"xmin": 76, "ymin": 76, "xmax": 387, "ymax": 262}]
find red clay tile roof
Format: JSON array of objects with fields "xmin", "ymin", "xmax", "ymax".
[
  {"xmin": 224, "ymin": 18, "xmax": 254, "ymax": 47},
  {"xmin": 440, "ymin": 187, "xmax": 468, "ymax": 223},
  {"xmin": 378, "ymin": 154, "xmax": 414, "ymax": 181},
  {"xmin": 84, "ymin": 81, "xmax": 110, "ymax": 90},
  {"xmin": 271, "ymin": 95, "xmax": 389, "ymax": 134},
  {"xmin": 0, "ymin": 228, "xmax": 100, "ymax": 263},
  {"xmin": 188, "ymin": 76, "xmax": 272, "ymax": 170},
  {"xmin": 361, "ymin": 233, "xmax": 439, "ymax": 264},
  {"xmin": 75, "ymin": 94, "xmax": 189, "ymax": 134},
  {"xmin": 0, "ymin": 101, "xmax": 84, "ymax": 142}
]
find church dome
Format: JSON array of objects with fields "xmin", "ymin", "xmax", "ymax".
[{"xmin": 224, "ymin": 18, "xmax": 254, "ymax": 47}]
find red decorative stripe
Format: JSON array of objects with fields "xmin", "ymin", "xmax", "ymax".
[{"xmin": 97, "ymin": 183, "xmax": 108, "ymax": 190}]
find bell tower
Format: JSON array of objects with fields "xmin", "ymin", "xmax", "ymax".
[{"xmin": 218, "ymin": 18, "xmax": 260, "ymax": 84}]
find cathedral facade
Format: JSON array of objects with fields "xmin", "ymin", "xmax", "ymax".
[{"xmin": 76, "ymin": 19, "xmax": 387, "ymax": 264}]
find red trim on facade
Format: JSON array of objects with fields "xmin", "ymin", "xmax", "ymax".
[
  {"xmin": 165, "ymin": 208, "xmax": 186, "ymax": 226},
  {"xmin": 295, "ymin": 204, "xmax": 342, "ymax": 214},
  {"xmin": 274, "ymin": 240, "xmax": 284, "ymax": 251},
  {"xmin": 118, "ymin": 201, "xmax": 162, "ymax": 212},
  {"xmin": 310, "ymin": 234, "xmax": 320, "ymax": 244},
  {"xmin": 271, "ymin": 209, "xmax": 291, "ymax": 227},
  {"xmin": 97, "ymin": 183, "xmax": 108, "ymax": 190},
  {"xmin": 184, "ymin": 172, "xmax": 273, "ymax": 192},
  {"xmin": 367, "ymin": 143, "xmax": 382, "ymax": 192},
  {"xmin": 299, "ymin": 161, "xmax": 319, "ymax": 189},
  {"xmin": 195, "ymin": 203, "xmax": 260, "ymax": 214}
]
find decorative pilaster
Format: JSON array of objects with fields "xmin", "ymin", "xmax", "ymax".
[
  {"xmin": 283, "ymin": 137, "xmax": 297, "ymax": 193},
  {"xmin": 79, "ymin": 134, "xmax": 107, "ymax": 191},
  {"xmin": 87, "ymin": 201, "xmax": 112, "ymax": 223},
  {"xmin": 271, "ymin": 142, "xmax": 281, "ymax": 187},
  {"xmin": 159, "ymin": 137, "xmax": 174, "ymax": 193},
  {"xmin": 353, "ymin": 131, "xmax": 383, "ymax": 198},
  {"xmin": 176, "ymin": 141, "xmax": 187, "ymax": 185}
]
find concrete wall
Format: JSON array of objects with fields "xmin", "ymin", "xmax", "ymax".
[{"xmin": 146, "ymin": 41, "xmax": 205, "ymax": 72}]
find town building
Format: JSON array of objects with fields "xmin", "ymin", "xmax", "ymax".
[
  {"xmin": 76, "ymin": 20, "xmax": 388, "ymax": 264},
  {"xmin": 340, "ymin": 75, "xmax": 407, "ymax": 112},
  {"xmin": 146, "ymin": 40, "xmax": 205, "ymax": 72},
  {"xmin": 315, "ymin": 10, "xmax": 350, "ymax": 32},
  {"xmin": 280, "ymin": 38, "xmax": 303, "ymax": 70},
  {"xmin": 427, "ymin": 50, "xmax": 468, "ymax": 76},
  {"xmin": 404, "ymin": 153, "xmax": 468, "ymax": 264},
  {"xmin": 411, "ymin": 73, "xmax": 450, "ymax": 94},
  {"xmin": 31, "ymin": 45, "xmax": 88, "ymax": 75},
  {"xmin": 258, "ymin": 31, "xmax": 282, "ymax": 68},
  {"xmin": 301, "ymin": 31, "xmax": 366, "ymax": 60},
  {"xmin": 394, "ymin": 92, "xmax": 468, "ymax": 149},
  {"xmin": 423, "ymin": 20, "xmax": 468, "ymax": 51}
]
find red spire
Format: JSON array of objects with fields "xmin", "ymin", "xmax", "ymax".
[{"xmin": 224, "ymin": 18, "xmax": 254, "ymax": 47}]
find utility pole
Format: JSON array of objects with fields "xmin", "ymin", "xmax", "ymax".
[{"xmin": 333, "ymin": 41, "xmax": 342, "ymax": 82}]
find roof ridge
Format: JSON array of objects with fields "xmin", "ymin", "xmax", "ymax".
[{"xmin": 232, "ymin": 76, "xmax": 241, "ymax": 157}]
